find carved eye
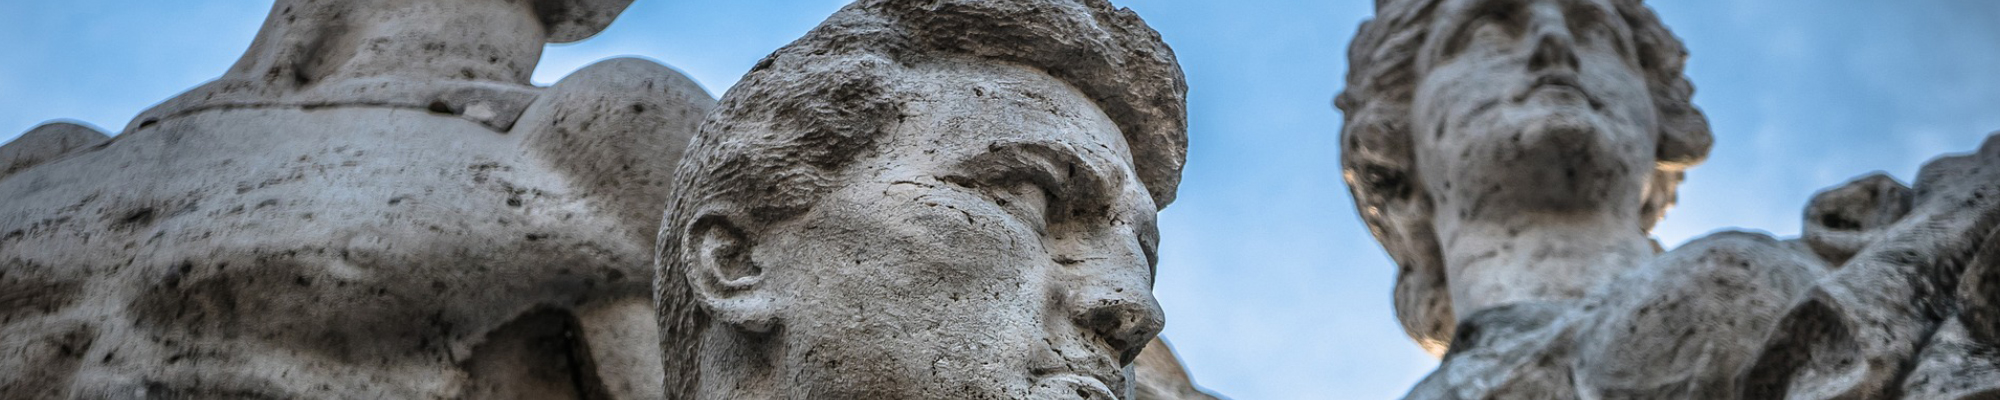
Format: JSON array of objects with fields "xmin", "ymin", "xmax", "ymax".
[
  {"xmin": 948, "ymin": 143, "xmax": 1095, "ymax": 234},
  {"xmin": 944, "ymin": 164, "xmax": 1063, "ymax": 233},
  {"xmin": 1568, "ymin": 8, "xmax": 1639, "ymax": 63},
  {"xmin": 1442, "ymin": 5, "xmax": 1519, "ymax": 59},
  {"xmin": 992, "ymin": 177, "xmax": 1056, "ymax": 231}
]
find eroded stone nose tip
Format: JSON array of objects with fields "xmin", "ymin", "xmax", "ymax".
[
  {"xmin": 1528, "ymin": 31, "xmax": 1581, "ymax": 72},
  {"xmin": 1076, "ymin": 295, "xmax": 1165, "ymax": 365}
]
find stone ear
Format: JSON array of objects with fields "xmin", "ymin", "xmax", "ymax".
[{"xmin": 683, "ymin": 213, "xmax": 779, "ymax": 333}]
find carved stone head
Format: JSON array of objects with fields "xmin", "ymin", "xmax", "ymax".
[
  {"xmin": 1336, "ymin": 0, "xmax": 1710, "ymax": 353},
  {"xmin": 655, "ymin": 0, "xmax": 1186, "ymax": 398}
]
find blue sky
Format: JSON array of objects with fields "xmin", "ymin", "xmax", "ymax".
[{"xmin": 4, "ymin": 1, "xmax": 1998, "ymax": 399}]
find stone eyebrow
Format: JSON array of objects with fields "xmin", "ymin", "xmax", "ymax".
[
  {"xmin": 1563, "ymin": 0, "xmax": 1618, "ymax": 24},
  {"xmin": 1561, "ymin": 0, "xmax": 1638, "ymax": 56},
  {"xmin": 1451, "ymin": 0, "xmax": 1524, "ymax": 19},
  {"xmin": 951, "ymin": 140, "xmax": 1116, "ymax": 209},
  {"xmin": 1431, "ymin": 0, "xmax": 1524, "ymax": 59}
]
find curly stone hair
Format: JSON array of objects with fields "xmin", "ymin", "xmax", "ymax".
[
  {"xmin": 654, "ymin": 0, "xmax": 1187, "ymax": 397},
  {"xmin": 1334, "ymin": 0, "xmax": 1711, "ymax": 354}
]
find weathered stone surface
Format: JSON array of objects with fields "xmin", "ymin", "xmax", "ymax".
[
  {"xmin": 1133, "ymin": 338, "xmax": 1224, "ymax": 400},
  {"xmin": 1802, "ymin": 174, "xmax": 1915, "ymax": 266},
  {"xmin": 1742, "ymin": 135, "xmax": 2000, "ymax": 400},
  {"xmin": 651, "ymin": 0, "xmax": 1198, "ymax": 398},
  {"xmin": 1337, "ymin": 0, "xmax": 2000, "ymax": 398},
  {"xmin": 0, "ymin": 0, "xmax": 707, "ymax": 398},
  {"xmin": 0, "ymin": 122, "xmax": 108, "ymax": 178},
  {"xmin": 1899, "ymin": 319, "xmax": 2000, "ymax": 399},
  {"xmin": 1338, "ymin": 0, "xmax": 1710, "ymax": 358},
  {"xmin": 129, "ymin": 0, "xmax": 633, "ymax": 133}
]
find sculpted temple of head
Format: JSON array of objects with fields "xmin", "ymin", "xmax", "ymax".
[
  {"xmin": 0, "ymin": 0, "xmax": 714, "ymax": 397},
  {"xmin": 1339, "ymin": 0, "xmax": 2000, "ymax": 398},
  {"xmin": 653, "ymin": 0, "xmax": 1193, "ymax": 398}
]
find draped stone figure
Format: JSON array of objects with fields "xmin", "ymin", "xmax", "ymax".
[
  {"xmin": 0, "ymin": 0, "xmax": 711, "ymax": 398},
  {"xmin": 1337, "ymin": 0, "xmax": 2000, "ymax": 398},
  {"xmin": 651, "ymin": 0, "xmax": 1216, "ymax": 398}
]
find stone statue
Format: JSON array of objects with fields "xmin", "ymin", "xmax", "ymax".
[
  {"xmin": 0, "ymin": 0, "xmax": 712, "ymax": 397},
  {"xmin": 650, "ymin": 0, "xmax": 1209, "ymax": 398},
  {"xmin": 1337, "ymin": 0, "xmax": 2000, "ymax": 398},
  {"xmin": 1132, "ymin": 338, "xmax": 1224, "ymax": 400}
]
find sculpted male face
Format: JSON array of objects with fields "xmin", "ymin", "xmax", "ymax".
[
  {"xmin": 1411, "ymin": 0, "xmax": 1660, "ymax": 219},
  {"xmin": 687, "ymin": 61, "xmax": 1164, "ymax": 399}
]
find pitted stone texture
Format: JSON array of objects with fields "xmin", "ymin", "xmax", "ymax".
[
  {"xmin": 651, "ymin": 1, "xmax": 1206, "ymax": 399},
  {"xmin": 1743, "ymin": 134, "xmax": 2000, "ymax": 400},
  {"xmin": 1900, "ymin": 320, "xmax": 2000, "ymax": 399},
  {"xmin": 1569, "ymin": 232, "xmax": 1823, "ymax": 398},
  {"xmin": 0, "ymin": 58, "xmax": 710, "ymax": 398},
  {"xmin": 130, "ymin": 0, "xmax": 632, "ymax": 133},
  {"xmin": 1803, "ymin": 173, "xmax": 1915, "ymax": 266},
  {"xmin": 1397, "ymin": 139, "xmax": 2000, "ymax": 399},
  {"xmin": 1336, "ymin": 0, "xmax": 1710, "ymax": 354},
  {"xmin": 0, "ymin": 2, "xmax": 708, "ymax": 397},
  {"xmin": 1338, "ymin": 0, "xmax": 2000, "ymax": 398},
  {"xmin": 1133, "ymin": 338, "xmax": 1224, "ymax": 400},
  {"xmin": 0, "ymin": 122, "xmax": 107, "ymax": 178}
]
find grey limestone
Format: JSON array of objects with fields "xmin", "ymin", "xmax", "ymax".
[
  {"xmin": 1338, "ymin": 0, "xmax": 2000, "ymax": 398},
  {"xmin": 651, "ymin": 0, "xmax": 1204, "ymax": 399},
  {"xmin": 0, "ymin": 122, "xmax": 109, "ymax": 179},
  {"xmin": 0, "ymin": 0, "xmax": 710, "ymax": 398},
  {"xmin": 1, "ymin": 0, "xmax": 1225, "ymax": 399}
]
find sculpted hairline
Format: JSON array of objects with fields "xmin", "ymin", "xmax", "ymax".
[
  {"xmin": 654, "ymin": 1, "xmax": 1187, "ymax": 396},
  {"xmin": 1335, "ymin": 0, "xmax": 1707, "ymax": 351}
]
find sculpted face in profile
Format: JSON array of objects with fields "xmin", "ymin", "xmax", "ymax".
[{"xmin": 655, "ymin": 0, "xmax": 1188, "ymax": 398}]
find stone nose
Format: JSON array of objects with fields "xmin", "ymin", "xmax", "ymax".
[
  {"xmin": 1526, "ymin": 7, "xmax": 1580, "ymax": 72},
  {"xmin": 1069, "ymin": 278, "xmax": 1165, "ymax": 366}
]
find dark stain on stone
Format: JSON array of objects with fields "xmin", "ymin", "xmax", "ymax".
[
  {"xmin": 458, "ymin": 308, "xmax": 613, "ymax": 399},
  {"xmin": 114, "ymin": 207, "xmax": 156, "ymax": 229}
]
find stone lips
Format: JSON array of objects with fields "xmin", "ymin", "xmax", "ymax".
[{"xmin": 654, "ymin": 0, "xmax": 1192, "ymax": 398}]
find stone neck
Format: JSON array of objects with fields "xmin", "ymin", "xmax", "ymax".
[{"xmin": 1434, "ymin": 210, "xmax": 1656, "ymax": 320}]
